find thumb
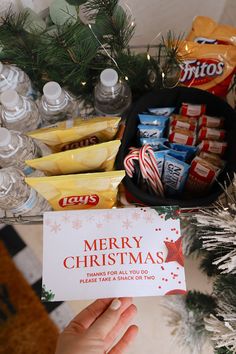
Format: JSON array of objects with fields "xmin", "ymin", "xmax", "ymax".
[{"xmin": 89, "ymin": 299, "xmax": 122, "ymax": 339}]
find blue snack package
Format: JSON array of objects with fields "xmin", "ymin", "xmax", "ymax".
[
  {"xmin": 140, "ymin": 138, "xmax": 168, "ymax": 150},
  {"xmin": 148, "ymin": 107, "xmax": 175, "ymax": 116},
  {"xmin": 138, "ymin": 124, "xmax": 165, "ymax": 138},
  {"xmin": 170, "ymin": 143, "xmax": 198, "ymax": 160},
  {"xmin": 154, "ymin": 151, "xmax": 167, "ymax": 178},
  {"xmin": 138, "ymin": 114, "xmax": 169, "ymax": 126},
  {"xmin": 167, "ymin": 149, "xmax": 188, "ymax": 162},
  {"xmin": 163, "ymin": 154, "xmax": 190, "ymax": 195}
]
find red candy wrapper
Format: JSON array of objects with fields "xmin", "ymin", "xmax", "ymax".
[
  {"xmin": 199, "ymin": 115, "xmax": 224, "ymax": 128},
  {"xmin": 198, "ymin": 127, "xmax": 226, "ymax": 141},
  {"xmin": 169, "ymin": 128, "xmax": 196, "ymax": 146},
  {"xmin": 198, "ymin": 140, "xmax": 227, "ymax": 155},
  {"xmin": 186, "ymin": 156, "xmax": 220, "ymax": 195},
  {"xmin": 170, "ymin": 117, "xmax": 197, "ymax": 131},
  {"xmin": 180, "ymin": 103, "xmax": 206, "ymax": 117}
]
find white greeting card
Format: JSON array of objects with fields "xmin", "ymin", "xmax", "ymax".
[{"xmin": 42, "ymin": 207, "xmax": 186, "ymax": 301}]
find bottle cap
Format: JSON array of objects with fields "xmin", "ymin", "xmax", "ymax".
[
  {"xmin": 43, "ymin": 81, "xmax": 62, "ymax": 101},
  {"xmin": 0, "ymin": 62, "xmax": 3, "ymax": 73},
  {"xmin": 0, "ymin": 89, "xmax": 20, "ymax": 109},
  {"xmin": 100, "ymin": 69, "xmax": 118, "ymax": 87},
  {"xmin": 0, "ymin": 128, "xmax": 11, "ymax": 147}
]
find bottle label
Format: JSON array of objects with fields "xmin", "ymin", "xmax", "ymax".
[{"xmin": 11, "ymin": 189, "xmax": 38, "ymax": 215}]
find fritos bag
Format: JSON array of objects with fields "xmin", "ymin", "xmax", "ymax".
[
  {"xmin": 25, "ymin": 170, "xmax": 125, "ymax": 211},
  {"xmin": 27, "ymin": 116, "xmax": 121, "ymax": 152},
  {"xmin": 26, "ymin": 140, "xmax": 121, "ymax": 175},
  {"xmin": 187, "ymin": 16, "xmax": 236, "ymax": 46},
  {"xmin": 178, "ymin": 41, "xmax": 236, "ymax": 97}
]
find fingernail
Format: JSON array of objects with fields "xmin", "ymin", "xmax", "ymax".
[{"xmin": 110, "ymin": 299, "xmax": 121, "ymax": 311}]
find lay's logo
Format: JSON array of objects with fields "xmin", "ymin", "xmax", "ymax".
[
  {"xmin": 180, "ymin": 59, "xmax": 224, "ymax": 85},
  {"xmin": 59, "ymin": 194, "xmax": 99, "ymax": 207}
]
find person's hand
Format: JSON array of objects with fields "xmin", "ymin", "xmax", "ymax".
[{"xmin": 55, "ymin": 297, "xmax": 138, "ymax": 354}]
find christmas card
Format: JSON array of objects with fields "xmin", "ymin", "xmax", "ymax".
[{"xmin": 42, "ymin": 207, "xmax": 186, "ymax": 301}]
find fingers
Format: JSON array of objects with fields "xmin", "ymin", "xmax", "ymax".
[
  {"xmin": 66, "ymin": 298, "xmax": 112, "ymax": 331},
  {"xmin": 109, "ymin": 325, "xmax": 139, "ymax": 354},
  {"xmin": 105, "ymin": 304, "xmax": 137, "ymax": 349},
  {"xmin": 89, "ymin": 298, "xmax": 126, "ymax": 339}
]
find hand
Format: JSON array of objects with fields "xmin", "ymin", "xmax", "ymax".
[{"xmin": 55, "ymin": 297, "xmax": 138, "ymax": 354}]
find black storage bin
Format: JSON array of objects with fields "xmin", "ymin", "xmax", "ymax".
[{"xmin": 117, "ymin": 86, "xmax": 236, "ymax": 208}]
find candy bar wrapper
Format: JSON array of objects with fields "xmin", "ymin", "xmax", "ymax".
[
  {"xmin": 199, "ymin": 151, "xmax": 225, "ymax": 169},
  {"xmin": 138, "ymin": 124, "xmax": 165, "ymax": 138},
  {"xmin": 198, "ymin": 127, "xmax": 226, "ymax": 141},
  {"xmin": 148, "ymin": 107, "xmax": 175, "ymax": 116},
  {"xmin": 198, "ymin": 140, "xmax": 227, "ymax": 155},
  {"xmin": 170, "ymin": 143, "xmax": 198, "ymax": 160},
  {"xmin": 186, "ymin": 156, "xmax": 220, "ymax": 195},
  {"xmin": 180, "ymin": 103, "xmax": 206, "ymax": 117},
  {"xmin": 163, "ymin": 155, "xmax": 190, "ymax": 196},
  {"xmin": 27, "ymin": 116, "xmax": 121, "ymax": 152},
  {"xmin": 168, "ymin": 128, "xmax": 196, "ymax": 146},
  {"xmin": 25, "ymin": 171, "xmax": 125, "ymax": 211},
  {"xmin": 138, "ymin": 114, "xmax": 169, "ymax": 126},
  {"xmin": 26, "ymin": 140, "xmax": 121, "ymax": 175},
  {"xmin": 170, "ymin": 116, "xmax": 197, "ymax": 131},
  {"xmin": 199, "ymin": 115, "xmax": 224, "ymax": 128},
  {"xmin": 140, "ymin": 138, "xmax": 168, "ymax": 150}
]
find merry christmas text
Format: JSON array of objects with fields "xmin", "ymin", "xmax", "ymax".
[{"xmin": 63, "ymin": 236, "xmax": 164, "ymax": 268}]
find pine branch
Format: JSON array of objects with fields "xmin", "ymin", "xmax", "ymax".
[{"xmin": 84, "ymin": 0, "xmax": 119, "ymax": 19}]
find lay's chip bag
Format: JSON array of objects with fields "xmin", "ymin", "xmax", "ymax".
[
  {"xmin": 25, "ymin": 170, "xmax": 125, "ymax": 211},
  {"xmin": 26, "ymin": 140, "xmax": 121, "ymax": 175},
  {"xmin": 178, "ymin": 40, "xmax": 236, "ymax": 97},
  {"xmin": 27, "ymin": 116, "xmax": 121, "ymax": 152},
  {"xmin": 187, "ymin": 16, "xmax": 236, "ymax": 46}
]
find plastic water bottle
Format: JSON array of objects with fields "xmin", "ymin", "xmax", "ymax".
[
  {"xmin": 0, "ymin": 167, "xmax": 51, "ymax": 216},
  {"xmin": 0, "ymin": 89, "xmax": 41, "ymax": 132},
  {"xmin": 0, "ymin": 127, "xmax": 43, "ymax": 175},
  {"xmin": 38, "ymin": 81, "xmax": 80, "ymax": 125},
  {"xmin": 94, "ymin": 68, "xmax": 132, "ymax": 116},
  {"xmin": 0, "ymin": 61, "xmax": 32, "ymax": 97}
]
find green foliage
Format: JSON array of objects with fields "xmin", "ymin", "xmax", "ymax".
[
  {"xmin": 214, "ymin": 275, "xmax": 236, "ymax": 308},
  {"xmin": 186, "ymin": 291, "xmax": 217, "ymax": 316},
  {"xmin": 41, "ymin": 284, "xmax": 55, "ymax": 301},
  {"xmin": 66, "ymin": 0, "xmax": 87, "ymax": 5},
  {"xmin": 215, "ymin": 347, "xmax": 234, "ymax": 354}
]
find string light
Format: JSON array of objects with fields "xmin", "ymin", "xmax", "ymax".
[
  {"xmin": 81, "ymin": 81, "xmax": 86, "ymax": 86},
  {"xmin": 147, "ymin": 53, "xmax": 151, "ymax": 61}
]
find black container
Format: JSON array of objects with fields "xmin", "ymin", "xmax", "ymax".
[{"xmin": 117, "ymin": 86, "xmax": 236, "ymax": 207}]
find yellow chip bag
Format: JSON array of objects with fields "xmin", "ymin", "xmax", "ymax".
[
  {"xmin": 27, "ymin": 116, "xmax": 121, "ymax": 152},
  {"xmin": 25, "ymin": 170, "xmax": 125, "ymax": 211},
  {"xmin": 178, "ymin": 40, "xmax": 236, "ymax": 97},
  {"xmin": 187, "ymin": 16, "xmax": 236, "ymax": 46},
  {"xmin": 26, "ymin": 140, "xmax": 121, "ymax": 175}
]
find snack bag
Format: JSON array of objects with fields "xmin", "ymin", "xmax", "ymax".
[
  {"xmin": 27, "ymin": 116, "xmax": 121, "ymax": 152},
  {"xmin": 178, "ymin": 40, "xmax": 236, "ymax": 97},
  {"xmin": 138, "ymin": 124, "xmax": 165, "ymax": 138},
  {"xmin": 138, "ymin": 114, "xmax": 169, "ymax": 126},
  {"xmin": 140, "ymin": 138, "xmax": 168, "ymax": 149},
  {"xmin": 148, "ymin": 107, "xmax": 175, "ymax": 116},
  {"xmin": 180, "ymin": 103, "xmax": 206, "ymax": 117},
  {"xmin": 26, "ymin": 140, "xmax": 121, "ymax": 175},
  {"xmin": 162, "ymin": 155, "xmax": 190, "ymax": 195},
  {"xmin": 170, "ymin": 114, "xmax": 197, "ymax": 131},
  {"xmin": 25, "ymin": 170, "xmax": 125, "ymax": 211},
  {"xmin": 199, "ymin": 151, "xmax": 225, "ymax": 168},
  {"xmin": 198, "ymin": 127, "xmax": 226, "ymax": 142},
  {"xmin": 186, "ymin": 156, "xmax": 221, "ymax": 195},
  {"xmin": 168, "ymin": 128, "xmax": 196, "ymax": 146},
  {"xmin": 199, "ymin": 115, "xmax": 224, "ymax": 128},
  {"xmin": 186, "ymin": 16, "xmax": 236, "ymax": 46},
  {"xmin": 198, "ymin": 140, "xmax": 228, "ymax": 155}
]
